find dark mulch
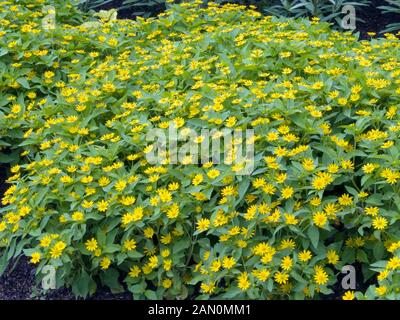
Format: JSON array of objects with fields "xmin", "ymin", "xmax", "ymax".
[
  {"xmin": 0, "ymin": 164, "xmax": 8, "ymax": 203},
  {"xmin": 0, "ymin": 256, "xmax": 132, "ymax": 300},
  {"xmin": 357, "ymin": 0, "xmax": 400, "ymax": 38},
  {"xmin": 0, "ymin": 159, "xmax": 132, "ymax": 300},
  {"xmin": 0, "ymin": 0, "xmax": 396, "ymax": 300},
  {"xmin": 89, "ymin": 0, "xmax": 166, "ymax": 19}
]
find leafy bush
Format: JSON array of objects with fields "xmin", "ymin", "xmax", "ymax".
[
  {"xmin": 257, "ymin": 0, "xmax": 369, "ymax": 28},
  {"xmin": 77, "ymin": 0, "xmax": 369, "ymax": 30},
  {"xmin": 1, "ymin": 0, "xmax": 400, "ymax": 300},
  {"xmin": 78, "ymin": 0, "xmax": 171, "ymax": 18},
  {"xmin": 0, "ymin": 0, "xmax": 86, "ymax": 164},
  {"xmin": 379, "ymin": 0, "xmax": 400, "ymax": 32},
  {"xmin": 77, "ymin": 0, "xmax": 117, "ymax": 12}
]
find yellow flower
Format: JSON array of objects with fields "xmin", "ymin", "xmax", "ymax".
[
  {"xmin": 237, "ymin": 272, "xmax": 251, "ymax": 291},
  {"xmin": 163, "ymin": 259, "xmax": 172, "ymax": 271},
  {"xmin": 30, "ymin": 252, "xmax": 41, "ymax": 264},
  {"xmin": 100, "ymin": 257, "xmax": 111, "ymax": 270},
  {"xmin": 252, "ymin": 269, "xmax": 270, "ymax": 282},
  {"xmin": 115, "ymin": 180, "xmax": 127, "ymax": 192},
  {"xmin": 314, "ymin": 266, "xmax": 329, "ymax": 285},
  {"xmin": 372, "ymin": 216, "xmax": 388, "ymax": 230},
  {"xmin": 162, "ymin": 279, "xmax": 172, "ymax": 289},
  {"xmin": 365, "ymin": 207, "xmax": 379, "ymax": 216},
  {"xmin": 312, "ymin": 172, "xmax": 333, "ymax": 190},
  {"xmin": 166, "ymin": 203, "xmax": 179, "ymax": 219},
  {"xmin": 129, "ymin": 266, "xmax": 141, "ymax": 278},
  {"xmin": 380, "ymin": 168, "xmax": 400, "ymax": 184},
  {"xmin": 281, "ymin": 186, "xmax": 294, "ymax": 199},
  {"xmin": 284, "ymin": 213, "xmax": 299, "ymax": 225},
  {"xmin": 362, "ymin": 163, "xmax": 377, "ymax": 174},
  {"xmin": 358, "ymin": 191, "xmax": 368, "ymax": 198},
  {"xmin": 326, "ymin": 250, "xmax": 339, "ymax": 265},
  {"xmin": 85, "ymin": 238, "xmax": 98, "ymax": 252},
  {"xmin": 342, "ymin": 291, "xmax": 355, "ymax": 300},
  {"xmin": 98, "ymin": 176, "xmax": 110, "ymax": 187},
  {"xmin": 375, "ymin": 286, "xmax": 387, "ymax": 296},
  {"xmin": 341, "ymin": 160, "xmax": 354, "ymax": 170},
  {"xmin": 148, "ymin": 255, "xmax": 159, "ymax": 268},
  {"xmin": 310, "ymin": 197, "xmax": 321, "ymax": 206},
  {"xmin": 168, "ymin": 182, "xmax": 179, "ymax": 191},
  {"xmin": 40, "ymin": 235, "xmax": 52, "ymax": 248},
  {"xmin": 97, "ymin": 200, "xmax": 109, "ymax": 212},
  {"xmin": 50, "ymin": 241, "xmax": 67, "ymax": 259},
  {"xmin": 338, "ymin": 193, "xmax": 353, "ymax": 206},
  {"xmin": 280, "ymin": 256, "xmax": 293, "ymax": 271},
  {"xmin": 71, "ymin": 211, "xmax": 84, "ymax": 221},
  {"xmin": 327, "ymin": 163, "xmax": 339, "ymax": 174},
  {"xmin": 192, "ymin": 174, "xmax": 203, "ymax": 186},
  {"xmin": 210, "ymin": 260, "xmax": 221, "ymax": 272},
  {"xmin": 207, "ymin": 169, "xmax": 220, "ymax": 179},
  {"xmin": 123, "ymin": 239, "xmax": 136, "ymax": 251},
  {"xmin": 81, "ymin": 175, "xmax": 93, "ymax": 184},
  {"xmin": 298, "ymin": 250, "xmax": 312, "ymax": 262},
  {"xmin": 313, "ymin": 211, "xmax": 327, "ymax": 228},
  {"xmin": 160, "ymin": 233, "xmax": 172, "ymax": 244},
  {"xmin": 386, "ymin": 256, "xmax": 400, "ymax": 270},
  {"xmin": 157, "ymin": 188, "xmax": 172, "ymax": 203},
  {"xmin": 302, "ymin": 158, "xmax": 315, "ymax": 171},
  {"xmin": 279, "ymin": 239, "xmax": 296, "ymax": 250},
  {"xmin": 222, "ymin": 256, "xmax": 236, "ymax": 269},
  {"xmin": 11, "ymin": 104, "xmax": 21, "ymax": 113},
  {"xmin": 274, "ymin": 272, "xmax": 289, "ymax": 284},
  {"xmin": 144, "ymin": 227, "xmax": 155, "ymax": 238},
  {"xmin": 196, "ymin": 218, "xmax": 210, "ymax": 232},
  {"xmin": 161, "ymin": 249, "xmax": 170, "ymax": 258},
  {"xmin": 200, "ymin": 282, "xmax": 215, "ymax": 294}
]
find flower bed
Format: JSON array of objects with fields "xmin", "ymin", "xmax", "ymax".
[{"xmin": 1, "ymin": 0, "xmax": 400, "ymax": 300}]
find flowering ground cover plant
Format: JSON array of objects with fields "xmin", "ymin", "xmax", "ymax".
[{"xmin": 1, "ymin": 0, "xmax": 400, "ymax": 300}]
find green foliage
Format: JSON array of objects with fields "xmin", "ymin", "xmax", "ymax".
[
  {"xmin": 76, "ymin": 0, "xmax": 370, "ymax": 30},
  {"xmin": 120, "ymin": 0, "xmax": 169, "ymax": 18},
  {"xmin": 77, "ymin": 0, "xmax": 117, "ymax": 12},
  {"xmin": 1, "ymin": 0, "xmax": 400, "ymax": 301},
  {"xmin": 253, "ymin": 0, "xmax": 370, "ymax": 29},
  {"xmin": 78, "ymin": 0, "xmax": 171, "ymax": 17}
]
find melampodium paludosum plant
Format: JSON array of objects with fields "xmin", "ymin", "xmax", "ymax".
[{"xmin": 0, "ymin": 0, "xmax": 400, "ymax": 300}]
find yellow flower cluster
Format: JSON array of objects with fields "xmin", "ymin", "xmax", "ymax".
[{"xmin": 0, "ymin": 0, "xmax": 400, "ymax": 299}]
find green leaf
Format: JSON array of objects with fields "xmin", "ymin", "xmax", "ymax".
[
  {"xmin": 144, "ymin": 290, "xmax": 158, "ymax": 299},
  {"xmin": 129, "ymin": 281, "xmax": 146, "ymax": 294},
  {"xmin": 100, "ymin": 268, "xmax": 124, "ymax": 294},
  {"xmin": 235, "ymin": 177, "xmax": 250, "ymax": 205},
  {"xmin": 0, "ymin": 253, "xmax": 9, "ymax": 277},
  {"xmin": 0, "ymin": 48, "xmax": 8, "ymax": 57},
  {"xmin": 307, "ymin": 226, "xmax": 319, "ymax": 249},
  {"xmin": 127, "ymin": 250, "xmax": 144, "ymax": 259},
  {"xmin": 373, "ymin": 242, "xmax": 385, "ymax": 260},
  {"xmin": 356, "ymin": 250, "xmax": 369, "ymax": 263},
  {"xmin": 173, "ymin": 239, "xmax": 190, "ymax": 254},
  {"xmin": 16, "ymin": 77, "xmax": 30, "ymax": 89},
  {"xmin": 72, "ymin": 270, "xmax": 91, "ymax": 298}
]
